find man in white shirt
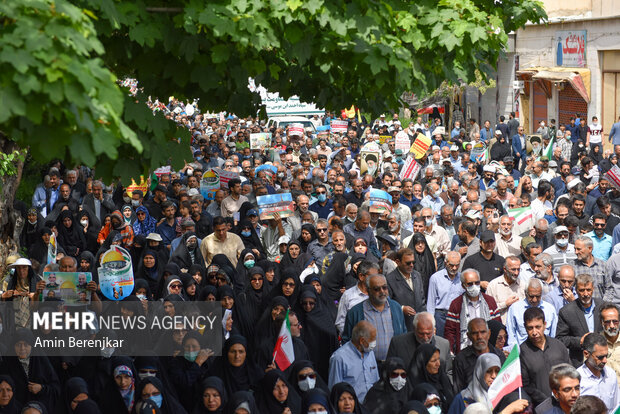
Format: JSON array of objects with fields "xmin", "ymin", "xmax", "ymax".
[
  {"xmin": 335, "ymin": 261, "xmax": 379, "ymax": 334},
  {"xmin": 588, "ymin": 116, "xmax": 603, "ymax": 152},
  {"xmin": 530, "ymin": 181, "xmax": 554, "ymax": 221},
  {"xmin": 577, "ymin": 333, "xmax": 618, "ymax": 411},
  {"xmin": 495, "ymin": 215, "xmax": 522, "ymax": 258}
]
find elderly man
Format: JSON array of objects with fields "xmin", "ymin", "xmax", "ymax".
[
  {"xmin": 556, "ymin": 274, "xmax": 603, "ymax": 367},
  {"xmin": 572, "ymin": 235, "xmax": 611, "ymax": 301},
  {"xmin": 386, "ymin": 248, "xmax": 427, "ymax": 331},
  {"xmin": 287, "ymin": 194, "xmax": 319, "ymax": 235},
  {"xmin": 328, "ymin": 321, "xmax": 379, "ymax": 402},
  {"xmin": 544, "ymin": 265, "xmax": 577, "ymax": 313},
  {"xmin": 495, "ymin": 215, "xmax": 522, "ymax": 258},
  {"xmin": 335, "ymin": 261, "xmax": 380, "ymax": 334},
  {"xmin": 543, "ymin": 226, "xmax": 577, "ymax": 273},
  {"xmin": 600, "ymin": 304, "xmax": 620, "ymax": 380},
  {"xmin": 487, "ymin": 256, "xmax": 526, "ymax": 323},
  {"xmin": 420, "ymin": 207, "xmax": 450, "ymax": 262},
  {"xmin": 427, "ymin": 251, "xmax": 464, "ymax": 336},
  {"xmin": 506, "ymin": 278, "xmax": 558, "ymax": 346},
  {"xmin": 444, "ymin": 269, "xmax": 501, "ymax": 354},
  {"xmin": 420, "ymin": 182, "xmax": 445, "ymax": 216},
  {"xmin": 533, "ymin": 253, "xmax": 558, "ymax": 296},
  {"xmin": 576, "ymin": 333, "xmax": 618, "ymax": 411},
  {"xmin": 453, "ymin": 318, "xmax": 506, "ymax": 392}
]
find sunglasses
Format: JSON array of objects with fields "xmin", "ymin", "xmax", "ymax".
[
  {"xmin": 465, "ymin": 281, "xmax": 480, "ymax": 287},
  {"xmin": 371, "ymin": 285, "xmax": 388, "ymax": 292},
  {"xmin": 389, "ymin": 372, "xmax": 407, "ymax": 379},
  {"xmin": 298, "ymin": 373, "xmax": 316, "ymax": 380},
  {"xmin": 170, "ymin": 284, "xmax": 182, "ymax": 289},
  {"xmin": 282, "ymin": 282, "xmax": 295, "ymax": 287},
  {"xmin": 317, "ymin": 228, "xmax": 327, "ymax": 233}
]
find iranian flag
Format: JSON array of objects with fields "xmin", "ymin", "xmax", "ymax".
[
  {"xmin": 488, "ymin": 345, "xmax": 522, "ymax": 408},
  {"xmin": 508, "ymin": 207, "xmax": 534, "ymax": 235},
  {"xmin": 272, "ymin": 309, "xmax": 295, "ymax": 371}
]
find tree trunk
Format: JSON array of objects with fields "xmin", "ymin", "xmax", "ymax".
[{"xmin": 0, "ymin": 135, "xmax": 26, "ymax": 277}]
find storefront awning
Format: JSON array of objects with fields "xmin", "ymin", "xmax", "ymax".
[{"xmin": 517, "ymin": 67, "xmax": 590, "ymax": 103}]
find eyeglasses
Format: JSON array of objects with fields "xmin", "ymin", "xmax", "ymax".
[
  {"xmin": 465, "ymin": 281, "xmax": 480, "ymax": 287},
  {"xmin": 403, "ymin": 261, "xmax": 414, "ymax": 265},
  {"xmin": 282, "ymin": 282, "xmax": 295, "ymax": 287},
  {"xmin": 316, "ymin": 191, "xmax": 326, "ymax": 195},
  {"xmin": 593, "ymin": 354, "xmax": 607, "ymax": 361},
  {"xmin": 317, "ymin": 228, "xmax": 327, "ymax": 233},
  {"xmin": 604, "ymin": 319, "xmax": 620, "ymax": 325},
  {"xmin": 298, "ymin": 373, "xmax": 316, "ymax": 380},
  {"xmin": 371, "ymin": 285, "xmax": 388, "ymax": 292},
  {"xmin": 389, "ymin": 372, "xmax": 407, "ymax": 379},
  {"xmin": 594, "ymin": 223, "xmax": 606, "ymax": 228}
]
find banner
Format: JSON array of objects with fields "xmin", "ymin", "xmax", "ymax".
[
  {"xmin": 369, "ymin": 189, "xmax": 392, "ymax": 214},
  {"xmin": 360, "ymin": 142, "xmax": 382, "ymax": 177},
  {"xmin": 432, "ymin": 126, "xmax": 445, "ymax": 136},
  {"xmin": 508, "ymin": 207, "xmax": 534, "ymax": 235},
  {"xmin": 257, "ymin": 193, "xmax": 295, "ymax": 220},
  {"xmin": 316, "ymin": 125, "xmax": 330, "ymax": 132},
  {"xmin": 395, "ymin": 131, "xmax": 411, "ymax": 152},
  {"xmin": 216, "ymin": 168, "xmax": 239, "ymax": 189},
  {"xmin": 42, "ymin": 271, "xmax": 92, "ymax": 305},
  {"xmin": 605, "ymin": 165, "xmax": 620, "ymax": 191},
  {"xmin": 250, "ymin": 133, "xmax": 272, "ymax": 150},
  {"xmin": 126, "ymin": 176, "xmax": 148, "ymax": 197},
  {"xmin": 400, "ymin": 156, "xmax": 421, "ymax": 181},
  {"xmin": 47, "ymin": 233, "xmax": 57, "ymax": 265},
  {"xmin": 330, "ymin": 120, "xmax": 348, "ymax": 134},
  {"xmin": 200, "ymin": 169, "xmax": 220, "ymax": 200},
  {"xmin": 379, "ymin": 135, "xmax": 392, "ymax": 144},
  {"xmin": 98, "ymin": 246, "xmax": 134, "ymax": 301},
  {"xmin": 255, "ymin": 164, "xmax": 278, "ymax": 182},
  {"xmin": 556, "ymin": 30, "xmax": 586, "ymax": 67},
  {"xmin": 410, "ymin": 134, "xmax": 431, "ymax": 159},
  {"xmin": 153, "ymin": 166, "xmax": 171, "ymax": 177},
  {"xmin": 288, "ymin": 123, "xmax": 305, "ymax": 137}
]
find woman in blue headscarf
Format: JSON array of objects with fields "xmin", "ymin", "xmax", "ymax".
[{"xmin": 133, "ymin": 206, "xmax": 157, "ymax": 237}]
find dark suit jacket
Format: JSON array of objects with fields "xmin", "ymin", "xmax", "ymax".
[
  {"xmin": 386, "ymin": 269, "xmax": 427, "ymax": 331},
  {"xmin": 556, "ymin": 298, "xmax": 604, "ymax": 367},
  {"xmin": 511, "ymin": 134, "xmax": 524, "ymax": 158},
  {"xmin": 81, "ymin": 194, "xmax": 115, "ymax": 225},
  {"xmin": 386, "ymin": 333, "xmax": 452, "ymax": 376}
]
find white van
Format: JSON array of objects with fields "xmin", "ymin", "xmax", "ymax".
[{"xmin": 266, "ymin": 116, "xmax": 316, "ymax": 132}]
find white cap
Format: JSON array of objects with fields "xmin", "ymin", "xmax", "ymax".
[
  {"xmin": 431, "ymin": 145, "xmax": 440, "ymax": 151},
  {"xmin": 187, "ymin": 188, "xmax": 199, "ymax": 196},
  {"xmin": 384, "ymin": 151, "xmax": 393, "ymax": 159},
  {"xmin": 450, "ymin": 145, "xmax": 459, "ymax": 151},
  {"xmin": 278, "ymin": 235, "xmax": 291, "ymax": 245},
  {"xmin": 466, "ymin": 210, "xmax": 482, "ymax": 219},
  {"xmin": 9, "ymin": 258, "xmax": 32, "ymax": 267},
  {"xmin": 495, "ymin": 130, "xmax": 502, "ymax": 135},
  {"xmin": 146, "ymin": 233, "xmax": 163, "ymax": 242},
  {"xmin": 483, "ymin": 165, "xmax": 495, "ymax": 173},
  {"xmin": 567, "ymin": 178, "xmax": 582, "ymax": 190}
]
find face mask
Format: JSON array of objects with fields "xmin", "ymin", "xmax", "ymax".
[
  {"xmin": 80, "ymin": 219, "xmax": 88, "ymax": 227},
  {"xmin": 28, "ymin": 219, "xmax": 37, "ymax": 225},
  {"xmin": 313, "ymin": 411, "xmax": 327, "ymax": 414},
  {"xmin": 131, "ymin": 200, "xmax": 140, "ymax": 207},
  {"xmin": 241, "ymin": 230, "xmax": 251, "ymax": 237},
  {"xmin": 138, "ymin": 371, "xmax": 156, "ymax": 380},
  {"xmin": 196, "ymin": 156, "xmax": 203, "ymax": 161},
  {"xmin": 317, "ymin": 193, "xmax": 327, "ymax": 203},
  {"xmin": 298, "ymin": 377, "xmax": 316, "ymax": 392},
  {"xmin": 389, "ymin": 376, "xmax": 407, "ymax": 391},
  {"xmin": 137, "ymin": 294, "xmax": 147, "ymax": 301},
  {"xmin": 244, "ymin": 260, "xmax": 255, "ymax": 269},
  {"xmin": 556, "ymin": 238, "xmax": 568, "ymax": 247},
  {"xmin": 396, "ymin": 156, "xmax": 402, "ymax": 161},
  {"xmin": 363, "ymin": 339, "xmax": 377, "ymax": 353},
  {"xmin": 425, "ymin": 218, "xmax": 433, "ymax": 227},
  {"xmin": 428, "ymin": 406, "xmax": 442, "ymax": 414},
  {"xmin": 123, "ymin": 196, "xmax": 131, "ymax": 203},
  {"xmin": 184, "ymin": 350, "xmax": 199, "ymax": 362},
  {"xmin": 466, "ymin": 284, "xmax": 480, "ymax": 298},
  {"xmin": 101, "ymin": 347, "xmax": 114, "ymax": 358},
  {"xmin": 187, "ymin": 168, "xmax": 194, "ymax": 176},
  {"xmin": 186, "ymin": 241, "xmax": 197, "ymax": 250},
  {"xmin": 149, "ymin": 394, "xmax": 163, "ymax": 408}
]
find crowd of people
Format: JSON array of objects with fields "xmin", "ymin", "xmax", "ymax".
[{"xmin": 4, "ymin": 101, "xmax": 620, "ymax": 414}]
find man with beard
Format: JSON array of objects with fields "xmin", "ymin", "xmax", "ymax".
[
  {"xmin": 551, "ymin": 162, "xmax": 572, "ymax": 198},
  {"xmin": 556, "ymin": 274, "xmax": 604, "ymax": 367},
  {"xmin": 600, "ymin": 304, "xmax": 620, "ymax": 379},
  {"xmin": 576, "ymin": 333, "xmax": 618, "ymax": 410},
  {"xmin": 399, "ymin": 179, "xmax": 417, "ymax": 209},
  {"xmin": 487, "ymin": 256, "xmax": 526, "ymax": 323},
  {"xmin": 344, "ymin": 179, "xmax": 365, "ymax": 207},
  {"xmin": 585, "ymin": 214, "xmax": 612, "ymax": 261},
  {"xmin": 387, "ymin": 311, "xmax": 451, "ymax": 373},
  {"xmin": 495, "ymin": 215, "xmax": 522, "ymax": 258},
  {"xmin": 47, "ymin": 183, "xmax": 80, "ymax": 222},
  {"xmin": 545, "ymin": 203, "xmax": 571, "ymax": 247},
  {"xmin": 287, "ymin": 194, "xmax": 318, "ymax": 235},
  {"xmin": 453, "ymin": 318, "xmax": 506, "ymax": 392},
  {"xmin": 572, "ymin": 235, "xmax": 611, "ymax": 301},
  {"xmin": 533, "ymin": 253, "xmax": 557, "ymax": 296}
]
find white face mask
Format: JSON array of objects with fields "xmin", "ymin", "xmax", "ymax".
[
  {"xmin": 556, "ymin": 238, "xmax": 568, "ymax": 247},
  {"xmin": 466, "ymin": 284, "xmax": 480, "ymax": 298},
  {"xmin": 138, "ymin": 372, "xmax": 157, "ymax": 381},
  {"xmin": 363, "ymin": 339, "xmax": 377, "ymax": 353},
  {"xmin": 389, "ymin": 376, "xmax": 407, "ymax": 391},
  {"xmin": 298, "ymin": 377, "xmax": 316, "ymax": 392},
  {"xmin": 428, "ymin": 406, "xmax": 442, "ymax": 414},
  {"xmin": 80, "ymin": 219, "xmax": 88, "ymax": 227}
]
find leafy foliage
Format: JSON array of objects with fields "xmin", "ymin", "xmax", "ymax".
[{"xmin": 0, "ymin": 0, "xmax": 546, "ymax": 181}]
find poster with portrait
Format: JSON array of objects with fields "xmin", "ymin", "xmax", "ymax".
[
  {"xmin": 98, "ymin": 246, "xmax": 134, "ymax": 301},
  {"xmin": 360, "ymin": 142, "xmax": 382, "ymax": 177},
  {"xmin": 368, "ymin": 189, "xmax": 393, "ymax": 214},
  {"xmin": 42, "ymin": 271, "xmax": 92, "ymax": 305},
  {"xmin": 200, "ymin": 169, "xmax": 220, "ymax": 200},
  {"xmin": 250, "ymin": 133, "xmax": 272, "ymax": 150}
]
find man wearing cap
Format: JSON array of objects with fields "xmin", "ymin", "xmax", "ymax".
[
  {"xmin": 480, "ymin": 165, "xmax": 495, "ymax": 191},
  {"xmin": 462, "ymin": 230, "xmax": 506, "ymax": 288},
  {"xmin": 543, "ymin": 226, "xmax": 577, "ymax": 272}
]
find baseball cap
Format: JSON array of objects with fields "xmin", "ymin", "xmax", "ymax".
[
  {"xmin": 480, "ymin": 230, "xmax": 496, "ymax": 242},
  {"xmin": 553, "ymin": 225, "xmax": 569, "ymax": 235},
  {"xmin": 450, "ymin": 145, "xmax": 459, "ymax": 152},
  {"xmin": 521, "ymin": 236, "xmax": 536, "ymax": 249},
  {"xmin": 247, "ymin": 209, "xmax": 258, "ymax": 217},
  {"xmin": 387, "ymin": 186, "xmax": 400, "ymax": 193},
  {"xmin": 503, "ymin": 156, "xmax": 514, "ymax": 163},
  {"xmin": 395, "ymin": 149, "xmax": 403, "ymax": 156}
]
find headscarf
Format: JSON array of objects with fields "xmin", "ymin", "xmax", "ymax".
[
  {"xmin": 329, "ymin": 382, "xmax": 367, "ymax": 414},
  {"xmin": 256, "ymin": 369, "xmax": 301, "ymax": 414},
  {"xmin": 194, "ymin": 377, "xmax": 228, "ymax": 414},
  {"xmin": 301, "ymin": 389, "xmax": 334, "ymax": 414},
  {"xmin": 134, "ymin": 279, "xmax": 154, "ymax": 301},
  {"xmin": 460, "ymin": 353, "xmax": 501, "ymax": 409},
  {"xmin": 211, "ymin": 254, "xmax": 236, "ymax": 282},
  {"xmin": 490, "ymin": 134, "xmax": 511, "ymax": 162},
  {"xmin": 224, "ymin": 391, "xmax": 260, "ymax": 414},
  {"xmin": 398, "ymin": 401, "xmax": 429, "ymax": 414},
  {"xmin": 170, "ymin": 232, "xmax": 205, "ymax": 270},
  {"xmin": 267, "ymin": 269, "xmax": 301, "ymax": 309},
  {"xmin": 288, "ymin": 360, "xmax": 329, "ymax": 397},
  {"xmin": 134, "ymin": 376, "xmax": 186, "ymax": 414},
  {"xmin": 409, "ymin": 233, "xmax": 436, "ymax": 293},
  {"xmin": 363, "ymin": 357, "xmax": 410, "ymax": 414},
  {"xmin": 207, "ymin": 335, "xmax": 262, "ymax": 394},
  {"xmin": 298, "ymin": 224, "xmax": 318, "ymax": 252},
  {"xmin": 235, "ymin": 219, "xmax": 265, "ymax": 257},
  {"xmin": 0, "ymin": 375, "xmax": 21, "ymax": 414},
  {"xmin": 408, "ymin": 344, "xmax": 454, "ymax": 407},
  {"xmin": 64, "ymin": 377, "xmax": 90, "ymax": 413},
  {"xmin": 189, "ymin": 263, "xmax": 207, "ymax": 287},
  {"xmin": 279, "ymin": 241, "xmax": 312, "ymax": 277},
  {"xmin": 411, "ymin": 383, "xmax": 442, "ymax": 406},
  {"xmin": 73, "ymin": 400, "xmax": 101, "ymax": 414},
  {"xmin": 488, "ymin": 320, "xmax": 508, "ymax": 349},
  {"xmin": 113, "ymin": 364, "xmax": 135, "ymax": 412},
  {"xmin": 56, "ymin": 210, "xmax": 86, "ymax": 257},
  {"xmin": 132, "ymin": 206, "xmax": 157, "ymax": 236}
]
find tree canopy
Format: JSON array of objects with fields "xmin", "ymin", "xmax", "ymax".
[{"xmin": 0, "ymin": 0, "xmax": 546, "ymax": 181}]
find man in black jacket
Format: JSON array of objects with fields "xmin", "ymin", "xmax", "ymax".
[
  {"xmin": 386, "ymin": 248, "xmax": 426, "ymax": 331},
  {"xmin": 556, "ymin": 274, "xmax": 603, "ymax": 367}
]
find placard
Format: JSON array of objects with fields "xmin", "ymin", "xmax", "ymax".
[
  {"xmin": 432, "ymin": 126, "xmax": 445, "ymax": 136},
  {"xmin": 216, "ymin": 169, "xmax": 239, "ymax": 189},
  {"xmin": 605, "ymin": 165, "xmax": 620, "ymax": 191},
  {"xmin": 369, "ymin": 189, "xmax": 393, "ymax": 214},
  {"xmin": 330, "ymin": 120, "xmax": 348, "ymax": 134},
  {"xmin": 410, "ymin": 134, "xmax": 432, "ymax": 159},
  {"xmin": 126, "ymin": 176, "xmax": 148, "ymax": 197},
  {"xmin": 360, "ymin": 142, "xmax": 382, "ymax": 177},
  {"xmin": 42, "ymin": 272, "xmax": 92, "ymax": 305},
  {"xmin": 400, "ymin": 156, "xmax": 421, "ymax": 181},
  {"xmin": 250, "ymin": 133, "xmax": 272, "ymax": 150},
  {"xmin": 288, "ymin": 123, "xmax": 305, "ymax": 137},
  {"xmin": 379, "ymin": 135, "xmax": 392, "ymax": 144},
  {"xmin": 98, "ymin": 246, "xmax": 134, "ymax": 301},
  {"xmin": 395, "ymin": 131, "xmax": 411, "ymax": 152},
  {"xmin": 257, "ymin": 193, "xmax": 295, "ymax": 220},
  {"xmin": 200, "ymin": 169, "xmax": 220, "ymax": 200},
  {"xmin": 255, "ymin": 164, "xmax": 278, "ymax": 182},
  {"xmin": 47, "ymin": 233, "xmax": 57, "ymax": 265},
  {"xmin": 153, "ymin": 166, "xmax": 171, "ymax": 177}
]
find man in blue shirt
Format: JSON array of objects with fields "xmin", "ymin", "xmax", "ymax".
[
  {"xmin": 586, "ymin": 214, "xmax": 613, "ymax": 261},
  {"xmin": 577, "ymin": 333, "xmax": 618, "ymax": 411},
  {"xmin": 566, "ymin": 117, "xmax": 580, "ymax": 143},
  {"xmin": 328, "ymin": 320, "xmax": 379, "ymax": 401},
  {"xmin": 309, "ymin": 184, "xmax": 333, "ymax": 219},
  {"xmin": 609, "ymin": 115, "xmax": 620, "ymax": 146},
  {"xmin": 427, "ymin": 251, "xmax": 464, "ymax": 336},
  {"xmin": 506, "ymin": 278, "xmax": 558, "ymax": 345},
  {"xmin": 155, "ymin": 201, "xmax": 177, "ymax": 249}
]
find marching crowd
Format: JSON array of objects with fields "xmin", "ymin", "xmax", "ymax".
[{"xmin": 5, "ymin": 100, "xmax": 620, "ymax": 414}]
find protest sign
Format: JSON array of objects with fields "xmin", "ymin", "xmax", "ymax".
[
  {"xmin": 257, "ymin": 193, "xmax": 295, "ymax": 220},
  {"xmin": 288, "ymin": 124, "xmax": 305, "ymax": 137},
  {"xmin": 316, "ymin": 125, "xmax": 330, "ymax": 132},
  {"xmin": 369, "ymin": 189, "xmax": 393, "ymax": 214},
  {"xmin": 42, "ymin": 271, "xmax": 92, "ymax": 305},
  {"xmin": 360, "ymin": 142, "xmax": 382, "ymax": 177},
  {"xmin": 410, "ymin": 134, "xmax": 431, "ymax": 159},
  {"xmin": 153, "ymin": 166, "xmax": 171, "ymax": 177},
  {"xmin": 125, "ymin": 176, "xmax": 148, "ymax": 197},
  {"xmin": 395, "ymin": 131, "xmax": 411, "ymax": 152},
  {"xmin": 200, "ymin": 169, "xmax": 220, "ymax": 200},
  {"xmin": 400, "ymin": 156, "xmax": 421, "ymax": 181},
  {"xmin": 330, "ymin": 120, "xmax": 348, "ymax": 134},
  {"xmin": 250, "ymin": 133, "xmax": 272, "ymax": 150},
  {"xmin": 379, "ymin": 135, "xmax": 392, "ymax": 144},
  {"xmin": 255, "ymin": 164, "xmax": 278, "ymax": 182},
  {"xmin": 216, "ymin": 168, "xmax": 239, "ymax": 189},
  {"xmin": 47, "ymin": 233, "xmax": 57, "ymax": 265},
  {"xmin": 432, "ymin": 126, "xmax": 445, "ymax": 136},
  {"xmin": 98, "ymin": 246, "xmax": 134, "ymax": 301},
  {"xmin": 471, "ymin": 143, "xmax": 488, "ymax": 164},
  {"xmin": 605, "ymin": 165, "xmax": 620, "ymax": 191}
]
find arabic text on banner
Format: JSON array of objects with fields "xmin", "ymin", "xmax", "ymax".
[{"xmin": 330, "ymin": 120, "xmax": 348, "ymax": 134}]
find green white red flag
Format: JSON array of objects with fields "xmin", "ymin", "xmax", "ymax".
[
  {"xmin": 488, "ymin": 345, "xmax": 522, "ymax": 408},
  {"xmin": 272, "ymin": 309, "xmax": 295, "ymax": 371}
]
